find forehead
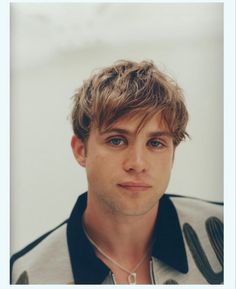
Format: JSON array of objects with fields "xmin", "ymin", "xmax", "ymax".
[{"xmin": 100, "ymin": 111, "xmax": 170, "ymax": 135}]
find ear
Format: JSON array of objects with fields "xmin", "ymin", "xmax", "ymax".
[{"xmin": 71, "ymin": 135, "xmax": 86, "ymax": 167}]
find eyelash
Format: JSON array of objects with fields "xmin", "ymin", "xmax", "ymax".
[
  {"xmin": 148, "ymin": 139, "xmax": 165, "ymax": 149},
  {"xmin": 107, "ymin": 137, "xmax": 127, "ymax": 146},
  {"xmin": 107, "ymin": 137, "xmax": 166, "ymax": 149}
]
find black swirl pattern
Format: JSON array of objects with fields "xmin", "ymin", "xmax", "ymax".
[
  {"xmin": 183, "ymin": 217, "xmax": 223, "ymax": 284},
  {"xmin": 16, "ymin": 270, "xmax": 29, "ymax": 284},
  {"xmin": 164, "ymin": 279, "xmax": 178, "ymax": 284},
  {"xmin": 206, "ymin": 217, "xmax": 223, "ymax": 266}
]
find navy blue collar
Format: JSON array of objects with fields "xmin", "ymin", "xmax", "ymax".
[{"xmin": 67, "ymin": 192, "xmax": 188, "ymax": 284}]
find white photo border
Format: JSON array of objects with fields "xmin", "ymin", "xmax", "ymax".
[{"xmin": 0, "ymin": 0, "xmax": 234, "ymax": 288}]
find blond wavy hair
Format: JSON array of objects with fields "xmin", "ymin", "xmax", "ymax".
[{"xmin": 71, "ymin": 60, "xmax": 189, "ymax": 146}]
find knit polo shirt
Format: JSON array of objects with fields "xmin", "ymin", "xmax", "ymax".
[{"xmin": 10, "ymin": 192, "xmax": 223, "ymax": 284}]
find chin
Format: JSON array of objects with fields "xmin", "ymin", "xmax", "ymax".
[{"xmin": 118, "ymin": 201, "xmax": 159, "ymax": 217}]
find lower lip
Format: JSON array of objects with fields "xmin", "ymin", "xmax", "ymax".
[{"xmin": 118, "ymin": 185, "xmax": 151, "ymax": 192}]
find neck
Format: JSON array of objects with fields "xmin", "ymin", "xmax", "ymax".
[{"xmin": 83, "ymin": 194, "xmax": 158, "ymax": 262}]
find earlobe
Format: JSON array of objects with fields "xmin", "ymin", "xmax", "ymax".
[{"xmin": 71, "ymin": 135, "xmax": 86, "ymax": 167}]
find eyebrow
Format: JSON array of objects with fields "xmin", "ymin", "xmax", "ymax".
[{"xmin": 101, "ymin": 128, "xmax": 173, "ymax": 138}]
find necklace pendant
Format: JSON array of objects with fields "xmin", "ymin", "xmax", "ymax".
[{"xmin": 128, "ymin": 273, "xmax": 136, "ymax": 284}]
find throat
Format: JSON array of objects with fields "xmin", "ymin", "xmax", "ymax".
[{"xmin": 82, "ymin": 221, "xmax": 154, "ymax": 284}]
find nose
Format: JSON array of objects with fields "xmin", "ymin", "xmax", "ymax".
[{"xmin": 123, "ymin": 145, "xmax": 149, "ymax": 174}]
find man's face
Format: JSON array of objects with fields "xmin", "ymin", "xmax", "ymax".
[{"xmin": 72, "ymin": 113, "xmax": 175, "ymax": 217}]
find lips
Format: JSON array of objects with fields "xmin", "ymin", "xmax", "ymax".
[{"xmin": 118, "ymin": 182, "xmax": 151, "ymax": 192}]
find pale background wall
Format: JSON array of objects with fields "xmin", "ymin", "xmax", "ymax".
[{"xmin": 10, "ymin": 3, "xmax": 223, "ymax": 253}]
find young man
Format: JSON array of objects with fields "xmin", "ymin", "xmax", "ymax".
[{"xmin": 11, "ymin": 60, "xmax": 223, "ymax": 284}]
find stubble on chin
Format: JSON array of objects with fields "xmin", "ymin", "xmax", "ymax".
[{"xmin": 98, "ymin": 193, "xmax": 160, "ymax": 217}]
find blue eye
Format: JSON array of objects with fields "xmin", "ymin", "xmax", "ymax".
[
  {"xmin": 109, "ymin": 138, "xmax": 126, "ymax": 146},
  {"xmin": 148, "ymin": 139, "xmax": 164, "ymax": 148}
]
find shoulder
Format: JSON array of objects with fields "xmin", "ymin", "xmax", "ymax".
[
  {"xmin": 11, "ymin": 219, "xmax": 74, "ymax": 284},
  {"xmin": 167, "ymin": 194, "xmax": 223, "ymax": 224},
  {"xmin": 168, "ymin": 194, "xmax": 223, "ymax": 255},
  {"xmin": 166, "ymin": 194, "xmax": 223, "ymax": 284}
]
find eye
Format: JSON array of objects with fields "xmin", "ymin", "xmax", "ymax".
[
  {"xmin": 148, "ymin": 139, "xmax": 165, "ymax": 149},
  {"xmin": 108, "ymin": 137, "xmax": 126, "ymax": 146}
]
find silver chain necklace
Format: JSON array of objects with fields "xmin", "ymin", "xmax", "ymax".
[{"xmin": 82, "ymin": 223, "xmax": 152, "ymax": 284}]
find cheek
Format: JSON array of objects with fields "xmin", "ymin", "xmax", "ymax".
[
  {"xmin": 85, "ymin": 153, "xmax": 100, "ymax": 174},
  {"xmin": 85, "ymin": 152, "xmax": 112, "ymax": 178},
  {"xmin": 151, "ymin": 154, "xmax": 174, "ymax": 179},
  {"xmin": 164, "ymin": 150, "xmax": 175, "ymax": 167}
]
